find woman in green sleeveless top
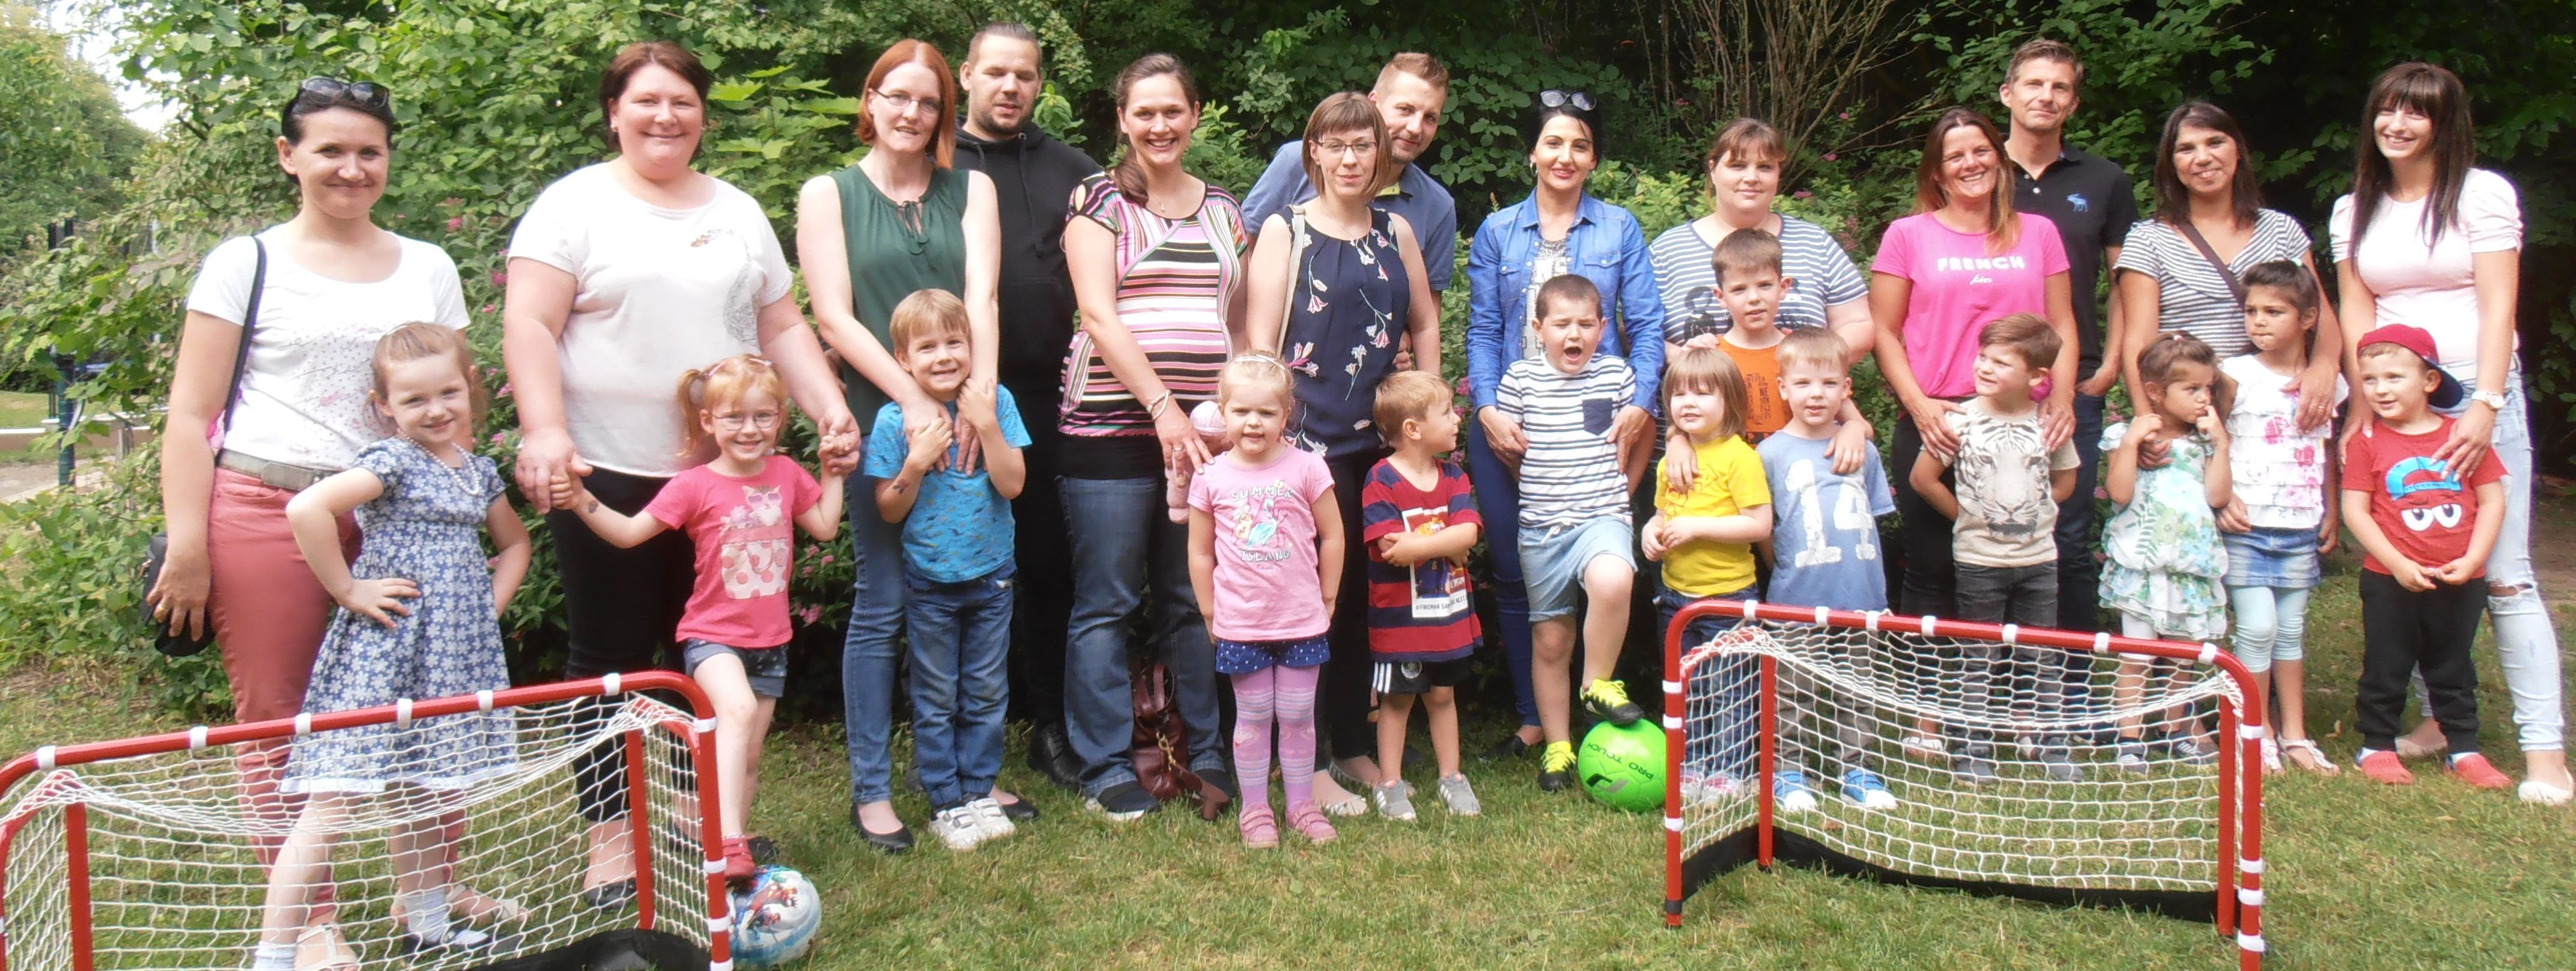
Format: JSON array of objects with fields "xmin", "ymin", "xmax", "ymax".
[{"xmin": 795, "ymin": 38, "xmax": 1006, "ymax": 853}]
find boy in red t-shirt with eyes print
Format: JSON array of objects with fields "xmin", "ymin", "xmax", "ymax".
[{"xmin": 2341, "ymin": 324, "xmax": 2510, "ymax": 791}]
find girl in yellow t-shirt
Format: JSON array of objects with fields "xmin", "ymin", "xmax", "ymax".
[{"xmin": 1643, "ymin": 347, "xmax": 1776, "ymax": 799}]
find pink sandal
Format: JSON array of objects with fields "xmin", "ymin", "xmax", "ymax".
[
  {"xmin": 1284, "ymin": 802, "xmax": 1338, "ymax": 845},
  {"xmin": 1238, "ymin": 805, "xmax": 1278, "ymax": 850}
]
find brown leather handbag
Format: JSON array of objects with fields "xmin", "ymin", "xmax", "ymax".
[{"xmin": 1129, "ymin": 659, "xmax": 1232, "ymax": 820}]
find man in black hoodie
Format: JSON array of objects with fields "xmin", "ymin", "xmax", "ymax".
[{"xmin": 954, "ymin": 22, "xmax": 1102, "ymax": 790}]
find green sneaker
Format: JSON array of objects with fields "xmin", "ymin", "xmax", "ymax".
[
  {"xmin": 1581, "ymin": 678, "xmax": 1647, "ymax": 726},
  {"xmin": 1539, "ymin": 741, "xmax": 1577, "ymax": 792}
]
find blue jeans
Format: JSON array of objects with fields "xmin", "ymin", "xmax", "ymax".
[
  {"xmin": 906, "ymin": 564, "xmax": 1015, "ymax": 808},
  {"xmin": 1468, "ymin": 421, "xmax": 1539, "ymax": 729},
  {"xmin": 1059, "ymin": 475, "xmax": 1226, "ymax": 795},
  {"xmin": 840, "ymin": 470, "xmax": 906, "ymax": 805},
  {"xmin": 2053, "ymin": 392, "xmax": 2106, "ymax": 633}
]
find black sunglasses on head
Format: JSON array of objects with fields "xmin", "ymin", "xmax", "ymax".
[
  {"xmin": 1539, "ymin": 89, "xmax": 1596, "ymax": 112},
  {"xmin": 298, "ymin": 76, "xmax": 390, "ymax": 111}
]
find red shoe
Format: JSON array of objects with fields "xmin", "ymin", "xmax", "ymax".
[
  {"xmin": 721, "ymin": 836, "xmax": 758, "ymax": 883},
  {"xmin": 2450, "ymin": 753, "xmax": 2514, "ymax": 791},
  {"xmin": 2356, "ymin": 750, "xmax": 2414, "ymax": 785}
]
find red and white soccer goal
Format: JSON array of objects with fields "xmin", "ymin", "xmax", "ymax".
[
  {"xmin": 0, "ymin": 672, "xmax": 731, "ymax": 970},
  {"xmin": 1660, "ymin": 600, "xmax": 2267, "ymax": 970}
]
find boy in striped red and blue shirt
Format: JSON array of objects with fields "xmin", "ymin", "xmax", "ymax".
[{"xmin": 1360, "ymin": 371, "xmax": 1484, "ymax": 821}]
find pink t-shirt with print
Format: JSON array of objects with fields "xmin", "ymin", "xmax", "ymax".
[
  {"xmin": 646, "ymin": 455, "xmax": 822, "ymax": 649},
  {"xmin": 1187, "ymin": 446, "xmax": 1335, "ymax": 642},
  {"xmin": 1871, "ymin": 212, "xmax": 2071, "ymax": 399}
]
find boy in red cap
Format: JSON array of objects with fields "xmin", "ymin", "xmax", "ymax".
[{"xmin": 2341, "ymin": 324, "xmax": 2512, "ymax": 789}]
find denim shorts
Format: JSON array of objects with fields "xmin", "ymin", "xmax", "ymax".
[
  {"xmin": 1520, "ymin": 517, "xmax": 1638, "ymax": 622},
  {"xmin": 682, "ymin": 639, "xmax": 789, "ymax": 699},
  {"xmin": 1215, "ymin": 635, "xmax": 1331, "ymax": 675},
  {"xmin": 2222, "ymin": 525, "xmax": 2321, "ymax": 590}
]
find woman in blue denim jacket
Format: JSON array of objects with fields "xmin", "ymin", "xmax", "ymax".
[{"xmin": 1463, "ymin": 91, "xmax": 1665, "ymax": 759}]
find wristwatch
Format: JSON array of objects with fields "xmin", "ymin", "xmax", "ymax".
[{"xmin": 2469, "ymin": 390, "xmax": 2507, "ymax": 412}]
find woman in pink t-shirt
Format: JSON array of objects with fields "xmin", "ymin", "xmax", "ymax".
[
  {"xmin": 2330, "ymin": 62, "xmax": 2566, "ymax": 804},
  {"xmin": 1868, "ymin": 108, "xmax": 2077, "ymax": 617}
]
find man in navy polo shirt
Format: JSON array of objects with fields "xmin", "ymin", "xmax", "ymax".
[
  {"xmin": 1242, "ymin": 52, "xmax": 1459, "ymax": 293},
  {"xmin": 1997, "ymin": 38, "xmax": 2139, "ymax": 637}
]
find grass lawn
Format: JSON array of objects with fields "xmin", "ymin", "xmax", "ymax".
[
  {"xmin": 1, "ymin": 512, "xmax": 2570, "ymax": 969},
  {"xmin": 0, "ymin": 391, "xmax": 50, "ymax": 430}
]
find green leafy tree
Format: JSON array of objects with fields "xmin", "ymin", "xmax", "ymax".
[{"xmin": 0, "ymin": 10, "xmax": 148, "ymax": 267}]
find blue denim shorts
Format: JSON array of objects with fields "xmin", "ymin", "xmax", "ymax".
[
  {"xmin": 2223, "ymin": 525, "xmax": 2321, "ymax": 590},
  {"xmin": 1215, "ymin": 635, "xmax": 1331, "ymax": 675},
  {"xmin": 682, "ymin": 639, "xmax": 789, "ymax": 699},
  {"xmin": 1520, "ymin": 517, "xmax": 1638, "ymax": 622}
]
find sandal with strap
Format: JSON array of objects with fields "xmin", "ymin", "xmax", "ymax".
[
  {"xmin": 1284, "ymin": 802, "xmax": 1338, "ymax": 845},
  {"xmin": 2280, "ymin": 739, "xmax": 2341, "ymax": 776},
  {"xmin": 294, "ymin": 922, "xmax": 360, "ymax": 971},
  {"xmin": 1238, "ymin": 804, "xmax": 1278, "ymax": 849}
]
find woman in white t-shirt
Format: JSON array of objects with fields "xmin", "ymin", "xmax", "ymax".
[
  {"xmin": 2330, "ymin": 61, "xmax": 2566, "ymax": 805},
  {"xmin": 147, "ymin": 79, "xmax": 478, "ymax": 967},
  {"xmin": 500, "ymin": 41, "xmax": 858, "ymax": 900}
]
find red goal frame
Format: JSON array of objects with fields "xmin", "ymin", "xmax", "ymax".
[
  {"xmin": 1658, "ymin": 599, "xmax": 2267, "ymax": 970},
  {"xmin": 0, "ymin": 671, "xmax": 732, "ymax": 971}
]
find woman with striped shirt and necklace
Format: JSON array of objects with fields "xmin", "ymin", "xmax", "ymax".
[
  {"xmin": 1055, "ymin": 53, "xmax": 1250, "ymax": 820},
  {"xmin": 2113, "ymin": 102, "xmax": 2342, "ymax": 421}
]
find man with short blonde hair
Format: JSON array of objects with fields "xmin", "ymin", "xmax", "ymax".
[{"xmin": 1242, "ymin": 53, "xmax": 1459, "ymax": 291}]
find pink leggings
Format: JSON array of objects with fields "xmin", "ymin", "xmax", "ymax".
[
  {"xmin": 206, "ymin": 469, "xmax": 359, "ymax": 914},
  {"xmin": 1230, "ymin": 665, "xmax": 1320, "ymax": 813}
]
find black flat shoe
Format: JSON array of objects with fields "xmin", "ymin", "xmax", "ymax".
[
  {"xmin": 745, "ymin": 834, "xmax": 779, "ymax": 865},
  {"xmin": 852, "ymin": 804, "xmax": 914, "ymax": 854},
  {"xmin": 399, "ymin": 925, "xmax": 516, "ymax": 956},
  {"xmin": 580, "ymin": 878, "xmax": 637, "ymax": 911},
  {"xmin": 1483, "ymin": 733, "xmax": 1533, "ymax": 762},
  {"xmin": 1028, "ymin": 722, "xmax": 1083, "ymax": 791},
  {"xmin": 994, "ymin": 792, "xmax": 1041, "ymax": 823}
]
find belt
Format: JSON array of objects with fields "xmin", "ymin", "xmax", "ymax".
[{"xmin": 216, "ymin": 449, "xmax": 334, "ymax": 492}]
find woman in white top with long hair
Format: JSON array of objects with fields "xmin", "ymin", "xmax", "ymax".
[{"xmin": 2330, "ymin": 61, "xmax": 2567, "ymax": 805}]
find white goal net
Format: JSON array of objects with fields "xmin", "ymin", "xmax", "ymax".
[
  {"xmin": 1660, "ymin": 601, "xmax": 2267, "ymax": 970},
  {"xmin": 0, "ymin": 673, "xmax": 728, "ymax": 971}
]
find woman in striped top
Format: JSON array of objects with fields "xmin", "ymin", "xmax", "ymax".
[
  {"xmin": 1056, "ymin": 53, "xmax": 1250, "ymax": 819},
  {"xmin": 2113, "ymin": 102, "xmax": 2342, "ymax": 422}
]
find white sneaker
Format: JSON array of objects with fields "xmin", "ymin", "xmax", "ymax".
[
  {"xmin": 967, "ymin": 796, "xmax": 1016, "ymax": 842},
  {"xmin": 2520, "ymin": 779, "xmax": 2574, "ymax": 807},
  {"xmin": 1900, "ymin": 732, "xmax": 1949, "ymax": 761},
  {"xmin": 1679, "ymin": 771, "xmax": 1738, "ymax": 805},
  {"xmin": 929, "ymin": 805, "xmax": 984, "ymax": 851}
]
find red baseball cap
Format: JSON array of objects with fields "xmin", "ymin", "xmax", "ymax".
[{"xmin": 2358, "ymin": 324, "xmax": 2465, "ymax": 410}]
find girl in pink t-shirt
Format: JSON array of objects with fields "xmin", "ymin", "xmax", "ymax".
[
  {"xmin": 1186, "ymin": 354, "xmax": 1346, "ymax": 848},
  {"xmin": 554, "ymin": 355, "xmax": 844, "ymax": 881}
]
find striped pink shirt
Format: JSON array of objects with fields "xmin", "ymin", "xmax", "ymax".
[{"xmin": 1059, "ymin": 172, "xmax": 1247, "ymax": 437}]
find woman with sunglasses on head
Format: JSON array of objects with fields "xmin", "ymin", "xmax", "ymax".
[
  {"xmin": 145, "ymin": 76, "xmax": 492, "ymax": 969},
  {"xmin": 792, "ymin": 38, "xmax": 1013, "ymax": 853},
  {"xmin": 1462, "ymin": 89, "xmax": 1665, "ymax": 769},
  {"xmin": 502, "ymin": 41, "xmax": 859, "ymax": 904},
  {"xmin": 2329, "ymin": 62, "xmax": 2567, "ymax": 805},
  {"xmin": 1241, "ymin": 92, "xmax": 1445, "ymax": 816},
  {"xmin": 1055, "ymin": 53, "xmax": 1249, "ymax": 823}
]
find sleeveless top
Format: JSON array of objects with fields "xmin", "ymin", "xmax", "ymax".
[
  {"xmin": 1280, "ymin": 206, "xmax": 1410, "ymax": 459},
  {"xmin": 831, "ymin": 163, "xmax": 968, "ymax": 420},
  {"xmin": 1058, "ymin": 172, "xmax": 1247, "ymax": 478}
]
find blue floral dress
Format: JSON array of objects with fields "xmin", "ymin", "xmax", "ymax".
[
  {"xmin": 1280, "ymin": 207, "xmax": 1410, "ymax": 458},
  {"xmin": 2098, "ymin": 424, "xmax": 2229, "ymax": 641},
  {"xmin": 285, "ymin": 439, "xmax": 517, "ymax": 794}
]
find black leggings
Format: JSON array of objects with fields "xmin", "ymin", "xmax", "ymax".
[
  {"xmin": 1890, "ymin": 415, "xmax": 1958, "ymax": 618},
  {"xmin": 1321, "ymin": 451, "xmax": 1388, "ymax": 762},
  {"xmin": 551, "ymin": 467, "xmax": 693, "ymax": 824},
  {"xmin": 1003, "ymin": 375, "xmax": 1072, "ymax": 725}
]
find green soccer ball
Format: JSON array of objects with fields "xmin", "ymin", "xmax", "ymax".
[{"xmin": 1578, "ymin": 719, "xmax": 1667, "ymax": 812}]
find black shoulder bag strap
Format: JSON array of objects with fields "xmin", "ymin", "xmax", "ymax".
[
  {"xmin": 2175, "ymin": 221, "xmax": 2246, "ymax": 308},
  {"xmin": 219, "ymin": 239, "xmax": 270, "ymax": 433}
]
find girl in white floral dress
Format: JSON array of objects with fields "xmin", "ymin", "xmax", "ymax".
[
  {"xmin": 2101, "ymin": 332, "xmax": 2232, "ymax": 773},
  {"xmin": 249, "ymin": 324, "xmax": 532, "ymax": 969}
]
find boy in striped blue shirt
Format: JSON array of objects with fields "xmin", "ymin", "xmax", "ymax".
[{"xmin": 1495, "ymin": 275, "xmax": 1650, "ymax": 791}]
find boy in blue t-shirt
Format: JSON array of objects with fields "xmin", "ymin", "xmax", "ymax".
[
  {"xmin": 861, "ymin": 289, "xmax": 1033, "ymax": 851},
  {"xmin": 1756, "ymin": 328, "xmax": 1900, "ymax": 809}
]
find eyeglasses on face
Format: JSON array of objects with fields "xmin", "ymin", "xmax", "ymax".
[
  {"xmin": 712, "ymin": 411, "xmax": 782, "ymax": 431},
  {"xmin": 1314, "ymin": 139, "xmax": 1379, "ymax": 159},
  {"xmin": 873, "ymin": 89, "xmax": 944, "ymax": 118}
]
